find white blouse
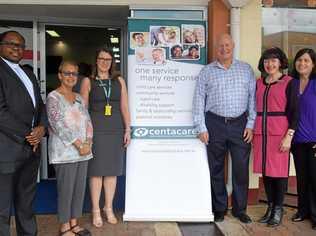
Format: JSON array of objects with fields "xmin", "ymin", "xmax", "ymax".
[{"xmin": 47, "ymin": 90, "xmax": 93, "ymax": 164}]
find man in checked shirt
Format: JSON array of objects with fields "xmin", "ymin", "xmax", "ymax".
[{"xmin": 192, "ymin": 34, "xmax": 256, "ymax": 223}]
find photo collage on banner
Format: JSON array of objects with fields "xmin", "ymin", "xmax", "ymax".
[{"xmin": 130, "ymin": 23, "xmax": 205, "ymax": 65}]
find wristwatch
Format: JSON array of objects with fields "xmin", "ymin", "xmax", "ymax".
[{"xmin": 287, "ymin": 130, "xmax": 295, "ymax": 137}]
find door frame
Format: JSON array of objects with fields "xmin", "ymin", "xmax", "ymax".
[{"xmin": 38, "ymin": 21, "xmax": 127, "ymax": 179}]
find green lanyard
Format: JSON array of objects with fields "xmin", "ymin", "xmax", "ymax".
[{"xmin": 97, "ymin": 78, "xmax": 112, "ymax": 105}]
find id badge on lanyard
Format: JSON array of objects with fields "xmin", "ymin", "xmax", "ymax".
[
  {"xmin": 105, "ymin": 104, "xmax": 112, "ymax": 116},
  {"xmin": 98, "ymin": 78, "xmax": 112, "ymax": 116}
]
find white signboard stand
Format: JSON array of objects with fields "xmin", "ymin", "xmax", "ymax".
[{"xmin": 124, "ymin": 56, "xmax": 213, "ymax": 222}]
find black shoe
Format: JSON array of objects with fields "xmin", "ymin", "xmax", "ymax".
[
  {"xmin": 291, "ymin": 212, "xmax": 306, "ymax": 222},
  {"xmin": 232, "ymin": 212, "xmax": 252, "ymax": 224},
  {"xmin": 267, "ymin": 206, "xmax": 283, "ymax": 227},
  {"xmin": 214, "ymin": 212, "xmax": 225, "ymax": 222},
  {"xmin": 258, "ymin": 203, "xmax": 273, "ymax": 223},
  {"xmin": 312, "ymin": 222, "xmax": 316, "ymax": 230}
]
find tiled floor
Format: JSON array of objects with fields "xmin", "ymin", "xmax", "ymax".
[
  {"xmin": 10, "ymin": 205, "xmax": 316, "ymax": 236},
  {"xmin": 217, "ymin": 205, "xmax": 316, "ymax": 236}
]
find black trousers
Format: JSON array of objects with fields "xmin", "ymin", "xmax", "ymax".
[
  {"xmin": 205, "ymin": 112, "xmax": 251, "ymax": 215},
  {"xmin": 291, "ymin": 143, "xmax": 316, "ymax": 222},
  {"xmin": 263, "ymin": 176, "xmax": 288, "ymax": 207},
  {"xmin": 0, "ymin": 156, "xmax": 40, "ymax": 236}
]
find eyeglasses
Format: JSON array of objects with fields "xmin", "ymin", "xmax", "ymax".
[
  {"xmin": 60, "ymin": 71, "xmax": 79, "ymax": 77},
  {"xmin": 97, "ymin": 57, "xmax": 112, "ymax": 62},
  {"xmin": 0, "ymin": 41, "xmax": 26, "ymax": 49}
]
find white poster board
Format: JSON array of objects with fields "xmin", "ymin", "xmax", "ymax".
[{"xmin": 124, "ymin": 19, "xmax": 213, "ymax": 222}]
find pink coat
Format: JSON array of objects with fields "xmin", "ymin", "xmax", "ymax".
[{"xmin": 253, "ymin": 75, "xmax": 292, "ymax": 177}]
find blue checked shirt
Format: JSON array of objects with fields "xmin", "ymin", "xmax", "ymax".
[{"xmin": 192, "ymin": 59, "xmax": 256, "ymax": 133}]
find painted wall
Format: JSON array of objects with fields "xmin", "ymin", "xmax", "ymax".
[
  {"xmin": 208, "ymin": 0, "xmax": 230, "ymax": 62},
  {"xmin": 240, "ymin": 0, "xmax": 262, "ymax": 189}
]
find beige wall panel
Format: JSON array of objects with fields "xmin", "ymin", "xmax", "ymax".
[
  {"xmin": 240, "ymin": 0, "xmax": 261, "ymax": 77},
  {"xmin": 240, "ymin": 0, "xmax": 262, "ymax": 189}
]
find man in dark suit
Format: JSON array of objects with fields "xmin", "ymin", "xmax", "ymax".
[{"xmin": 0, "ymin": 31, "xmax": 47, "ymax": 236}]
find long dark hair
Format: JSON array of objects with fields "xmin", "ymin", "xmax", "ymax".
[
  {"xmin": 91, "ymin": 47, "xmax": 120, "ymax": 80},
  {"xmin": 291, "ymin": 48, "xmax": 316, "ymax": 79}
]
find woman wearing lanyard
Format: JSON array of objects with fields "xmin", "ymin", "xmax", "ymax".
[{"xmin": 81, "ymin": 48, "xmax": 131, "ymax": 228}]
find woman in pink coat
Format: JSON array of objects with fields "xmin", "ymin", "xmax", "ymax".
[{"xmin": 253, "ymin": 47, "xmax": 298, "ymax": 227}]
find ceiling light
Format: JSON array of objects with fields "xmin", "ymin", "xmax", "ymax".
[
  {"xmin": 110, "ymin": 37, "xmax": 119, "ymax": 44},
  {"xmin": 115, "ymin": 59, "xmax": 121, "ymax": 63},
  {"xmin": 46, "ymin": 30, "xmax": 60, "ymax": 37},
  {"xmin": 112, "ymin": 47, "xmax": 120, "ymax": 52},
  {"xmin": 114, "ymin": 54, "xmax": 120, "ymax": 58}
]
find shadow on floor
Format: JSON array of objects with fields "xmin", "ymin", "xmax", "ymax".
[{"xmin": 178, "ymin": 222, "xmax": 224, "ymax": 236}]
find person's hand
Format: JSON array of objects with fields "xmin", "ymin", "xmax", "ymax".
[
  {"xmin": 198, "ymin": 132, "xmax": 209, "ymax": 144},
  {"xmin": 26, "ymin": 126, "xmax": 45, "ymax": 146},
  {"xmin": 280, "ymin": 135, "xmax": 292, "ymax": 152},
  {"xmin": 123, "ymin": 131, "xmax": 131, "ymax": 148},
  {"xmin": 243, "ymin": 128, "xmax": 253, "ymax": 143},
  {"xmin": 78, "ymin": 142, "xmax": 91, "ymax": 156},
  {"xmin": 73, "ymin": 140, "xmax": 91, "ymax": 156},
  {"xmin": 32, "ymin": 143, "xmax": 39, "ymax": 152}
]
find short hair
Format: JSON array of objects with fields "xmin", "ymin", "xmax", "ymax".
[
  {"xmin": 291, "ymin": 48, "xmax": 316, "ymax": 79},
  {"xmin": 132, "ymin": 32, "xmax": 144, "ymax": 39},
  {"xmin": 257, "ymin": 47, "xmax": 288, "ymax": 73},
  {"xmin": 152, "ymin": 48, "xmax": 163, "ymax": 53},
  {"xmin": 171, "ymin": 44, "xmax": 182, "ymax": 50},
  {"xmin": 0, "ymin": 30, "xmax": 25, "ymax": 43},
  {"xmin": 58, "ymin": 60, "xmax": 78, "ymax": 73},
  {"xmin": 189, "ymin": 45, "xmax": 199, "ymax": 51}
]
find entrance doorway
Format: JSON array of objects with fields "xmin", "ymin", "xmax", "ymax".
[
  {"xmin": 41, "ymin": 24, "xmax": 122, "ymax": 178},
  {"xmin": 0, "ymin": 5, "xmax": 129, "ymax": 213}
]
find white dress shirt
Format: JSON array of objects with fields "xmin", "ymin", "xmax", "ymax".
[{"xmin": 1, "ymin": 57, "xmax": 36, "ymax": 107}]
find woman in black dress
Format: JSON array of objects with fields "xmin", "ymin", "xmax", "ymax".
[{"xmin": 81, "ymin": 48, "xmax": 131, "ymax": 227}]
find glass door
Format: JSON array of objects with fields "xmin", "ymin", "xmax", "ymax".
[{"xmin": 39, "ymin": 23, "xmax": 122, "ymax": 178}]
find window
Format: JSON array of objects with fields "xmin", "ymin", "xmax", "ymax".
[{"xmin": 262, "ymin": 2, "xmax": 316, "ymax": 70}]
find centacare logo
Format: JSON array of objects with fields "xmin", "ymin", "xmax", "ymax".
[
  {"xmin": 131, "ymin": 126, "xmax": 197, "ymax": 139},
  {"xmin": 133, "ymin": 127, "xmax": 149, "ymax": 137}
]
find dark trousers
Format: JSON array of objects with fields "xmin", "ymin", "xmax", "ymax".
[
  {"xmin": 0, "ymin": 156, "xmax": 40, "ymax": 236},
  {"xmin": 205, "ymin": 112, "xmax": 251, "ymax": 215},
  {"xmin": 291, "ymin": 143, "xmax": 316, "ymax": 222},
  {"xmin": 263, "ymin": 176, "xmax": 288, "ymax": 206}
]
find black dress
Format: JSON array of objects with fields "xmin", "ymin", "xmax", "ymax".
[{"xmin": 88, "ymin": 78, "xmax": 124, "ymax": 176}]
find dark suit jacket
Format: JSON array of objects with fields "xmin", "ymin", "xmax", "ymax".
[{"xmin": 0, "ymin": 57, "xmax": 47, "ymax": 173}]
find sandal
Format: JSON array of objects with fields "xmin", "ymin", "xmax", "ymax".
[
  {"xmin": 71, "ymin": 224, "xmax": 91, "ymax": 236},
  {"xmin": 91, "ymin": 209, "xmax": 103, "ymax": 228},
  {"xmin": 59, "ymin": 228, "xmax": 75, "ymax": 236},
  {"xmin": 103, "ymin": 207, "xmax": 118, "ymax": 224}
]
